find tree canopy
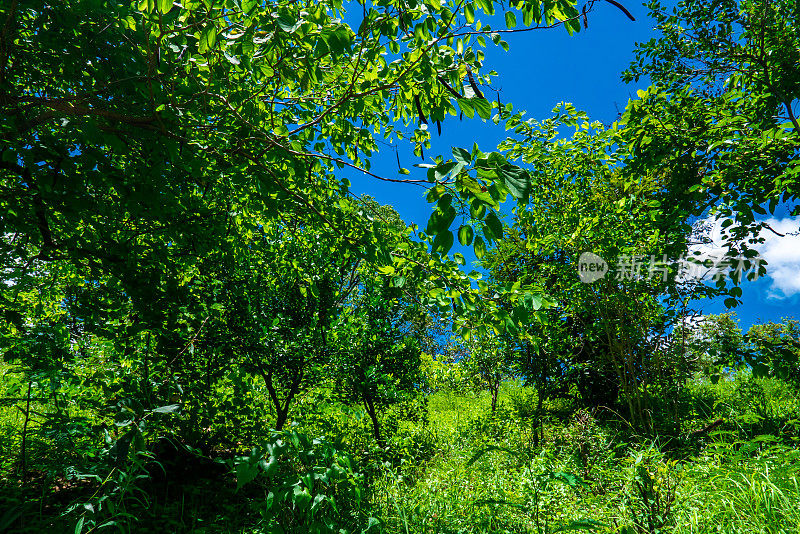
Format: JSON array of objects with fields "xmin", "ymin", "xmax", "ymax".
[{"xmin": 2, "ymin": 0, "xmax": 800, "ymax": 531}]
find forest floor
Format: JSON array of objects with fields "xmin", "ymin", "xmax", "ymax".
[{"xmin": 1, "ymin": 375, "xmax": 799, "ymax": 533}]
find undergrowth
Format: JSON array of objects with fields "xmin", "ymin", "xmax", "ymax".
[{"xmin": 2, "ymin": 375, "xmax": 799, "ymax": 533}]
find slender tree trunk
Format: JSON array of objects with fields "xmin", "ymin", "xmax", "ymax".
[
  {"xmin": 270, "ymin": 386, "xmax": 298, "ymax": 431},
  {"xmin": 364, "ymin": 397, "xmax": 384, "ymax": 448},
  {"xmin": 490, "ymin": 379, "xmax": 499, "ymax": 413},
  {"xmin": 534, "ymin": 387, "xmax": 545, "ymax": 447},
  {"xmin": 20, "ymin": 380, "xmax": 32, "ymax": 478},
  {"xmin": 255, "ymin": 358, "xmax": 302, "ymax": 431},
  {"xmin": 275, "ymin": 406, "xmax": 289, "ymax": 431}
]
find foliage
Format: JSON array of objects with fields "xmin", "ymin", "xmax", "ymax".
[
  {"xmin": 0, "ymin": 0, "xmax": 566, "ymax": 367},
  {"xmin": 233, "ymin": 428, "xmax": 377, "ymax": 534},
  {"xmin": 746, "ymin": 318, "xmax": 800, "ymax": 386},
  {"xmin": 419, "ymin": 352, "xmax": 466, "ymax": 394},
  {"xmin": 212, "ymin": 219, "xmax": 356, "ymax": 432},
  {"xmin": 461, "ymin": 333, "xmax": 516, "ymax": 413},
  {"xmin": 379, "ymin": 382, "xmax": 800, "ymax": 534},
  {"xmin": 682, "ymin": 313, "xmax": 745, "ymax": 382},
  {"xmin": 619, "ymin": 446, "xmax": 681, "ymax": 534},
  {"xmin": 684, "ymin": 313, "xmax": 800, "ymax": 388},
  {"xmin": 622, "ymin": 0, "xmax": 799, "ymax": 291},
  {"xmin": 331, "ymin": 275, "xmax": 423, "ymax": 447},
  {"xmin": 483, "ymin": 104, "xmax": 699, "ymax": 433},
  {"xmin": 2, "ymin": 0, "xmax": 800, "ymax": 532},
  {"xmin": 467, "ymin": 445, "xmax": 600, "ymax": 534}
]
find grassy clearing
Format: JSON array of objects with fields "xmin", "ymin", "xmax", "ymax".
[
  {"xmin": 2, "ymin": 373, "xmax": 799, "ymax": 533},
  {"xmin": 373, "ymin": 382, "xmax": 800, "ymax": 534}
]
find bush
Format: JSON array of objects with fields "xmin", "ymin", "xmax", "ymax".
[{"xmin": 233, "ymin": 427, "xmax": 379, "ymax": 534}]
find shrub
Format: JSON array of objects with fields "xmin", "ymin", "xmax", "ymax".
[{"xmin": 233, "ymin": 427, "xmax": 379, "ymax": 534}]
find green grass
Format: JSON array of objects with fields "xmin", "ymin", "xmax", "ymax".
[
  {"xmin": 373, "ymin": 382, "xmax": 800, "ymax": 534},
  {"xmin": 2, "ymin": 375, "xmax": 800, "ymax": 533}
]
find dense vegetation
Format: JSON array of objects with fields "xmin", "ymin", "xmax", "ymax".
[{"xmin": 1, "ymin": 0, "xmax": 798, "ymax": 532}]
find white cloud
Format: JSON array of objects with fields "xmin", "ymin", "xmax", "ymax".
[
  {"xmin": 688, "ymin": 217, "xmax": 800, "ymax": 298},
  {"xmin": 755, "ymin": 218, "xmax": 800, "ymax": 299}
]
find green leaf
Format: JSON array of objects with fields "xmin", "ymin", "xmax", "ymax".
[
  {"xmin": 236, "ymin": 459, "xmax": 260, "ymax": 490},
  {"xmin": 133, "ymin": 427, "xmax": 145, "ymax": 452},
  {"xmin": 426, "ymin": 205, "xmax": 456, "ymax": 234},
  {"xmin": 457, "ymin": 98, "xmax": 475, "ymax": 119},
  {"xmin": 152, "ymin": 404, "xmax": 180, "ymax": 414},
  {"xmin": 524, "ymin": 292, "xmax": 544, "ymax": 311},
  {"xmin": 276, "ymin": 14, "xmax": 302, "ymax": 33},
  {"xmin": 472, "ymin": 98, "xmax": 492, "ymax": 120},
  {"xmin": 497, "ymin": 165, "xmax": 530, "ymax": 201},
  {"xmin": 505, "ymin": 11, "xmax": 517, "ymax": 28},
  {"xmin": 137, "ymin": 0, "xmax": 154, "ymax": 13},
  {"xmin": 432, "ymin": 230, "xmax": 454, "ymax": 254},
  {"xmin": 457, "ymin": 225, "xmax": 474, "ymax": 245},
  {"xmin": 452, "ymin": 147, "xmax": 472, "ymax": 165},
  {"xmin": 157, "ymin": 0, "xmax": 172, "ymax": 13},
  {"xmin": 469, "ymin": 199, "xmax": 487, "ymax": 219},
  {"xmin": 464, "ymin": 2, "xmax": 475, "ymax": 23},
  {"xmin": 74, "ymin": 517, "xmax": 85, "ymax": 534},
  {"xmin": 475, "ymin": 0, "xmax": 494, "ymax": 16},
  {"xmin": 523, "ymin": 3, "xmax": 535, "ymax": 25},
  {"xmin": 473, "ymin": 236, "xmax": 486, "ymax": 259},
  {"xmin": 484, "ymin": 212, "xmax": 503, "ymax": 241},
  {"xmin": 198, "ymin": 28, "xmax": 217, "ymax": 54},
  {"xmin": 363, "ymin": 517, "xmax": 380, "ymax": 533},
  {"xmin": 435, "ymin": 161, "xmax": 459, "ymax": 181}
]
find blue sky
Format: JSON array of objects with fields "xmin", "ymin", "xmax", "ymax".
[{"xmin": 343, "ymin": 2, "xmax": 799, "ymax": 330}]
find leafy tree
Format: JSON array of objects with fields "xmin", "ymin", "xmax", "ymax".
[
  {"xmin": 419, "ymin": 350, "xmax": 466, "ymax": 393},
  {"xmin": 746, "ymin": 318, "xmax": 800, "ymax": 386},
  {"xmin": 483, "ymin": 104, "xmax": 699, "ymax": 433},
  {"xmin": 681, "ymin": 313, "xmax": 745, "ymax": 383},
  {"xmin": 215, "ymin": 220, "xmax": 354, "ymax": 432},
  {"xmin": 462, "ymin": 332, "xmax": 516, "ymax": 414},
  {"xmin": 622, "ymin": 0, "xmax": 799, "ymax": 297},
  {"xmin": 331, "ymin": 276, "xmax": 422, "ymax": 448},
  {"xmin": 683, "ymin": 314, "xmax": 800, "ymax": 388},
  {"xmin": 0, "ymin": 0, "xmax": 592, "ymax": 364},
  {"xmin": 481, "ymin": 0, "xmax": 800, "ymax": 426}
]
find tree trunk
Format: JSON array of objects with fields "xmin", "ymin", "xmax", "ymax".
[
  {"xmin": 20, "ymin": 381, "xmax": 32, "ymax": 478},
  {"xmin": 255, "ymin": 361, "xmax": 301, "ymax": 432},
  {"xmin": 490, "ymin": 379, "xmax": 500, "ymax": 413},
  {"xmin": 364, "ymin": 397, "xmax": 384, "ymax": 448},
  {"xmin": 275, "ymin": 406, "xmax": 289, "ymax": 431},
  {"xmin": 534, "ymin": 388, "xmax": 545, "ymax": 447}
]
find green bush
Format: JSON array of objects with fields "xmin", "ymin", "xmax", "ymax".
[
  {"xmin": 686, "ymin": 374, "xmax": 800, "ymax": 441},
  {"xmin": 233, "ymin": 427, "xmax": 379, "ymax": 534}
]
